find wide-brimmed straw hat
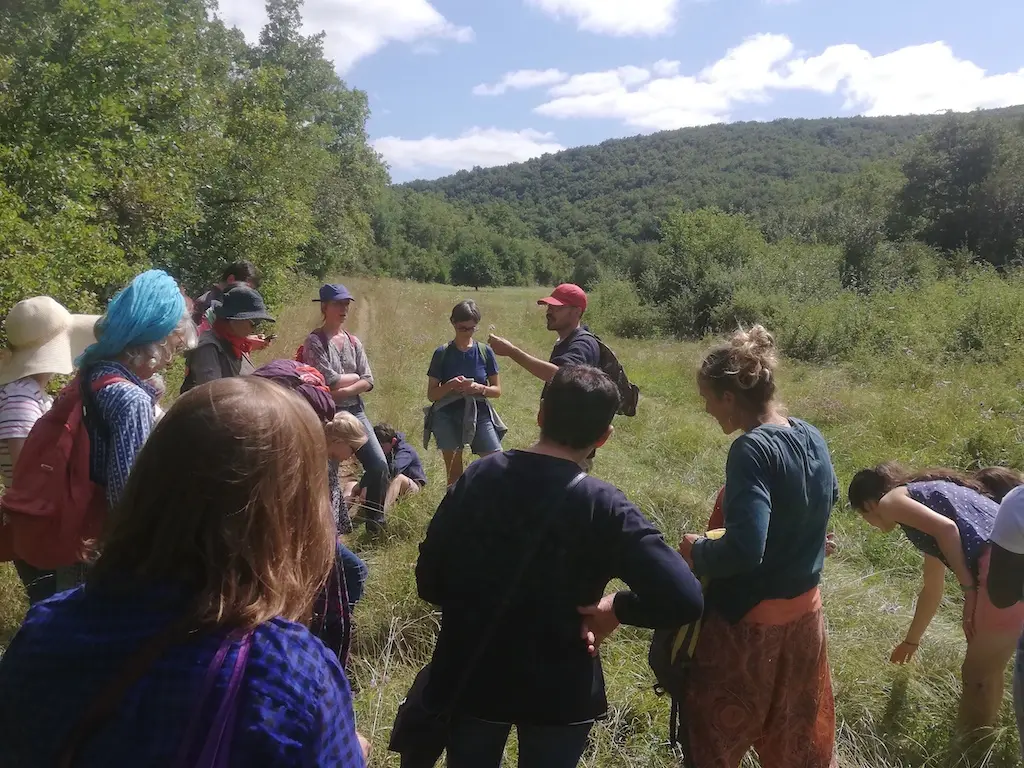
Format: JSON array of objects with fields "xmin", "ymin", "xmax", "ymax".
[{"xmin": 0, "ymin": 297, "xmax": 100, "ymax": 386}]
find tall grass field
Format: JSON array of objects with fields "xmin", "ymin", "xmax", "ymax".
[{"xmin": 2, "ymin": 277, "xmax": 1022, "ymax": 767}]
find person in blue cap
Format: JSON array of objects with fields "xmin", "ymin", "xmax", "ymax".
[{"xmin": 301, "ymin": 283, "xmax": 390, "ymax": 534}]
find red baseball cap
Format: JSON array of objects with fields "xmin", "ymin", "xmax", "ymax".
[{"xmin": 537, "ymin": 283, "xmax": 587, "ymax": 311}]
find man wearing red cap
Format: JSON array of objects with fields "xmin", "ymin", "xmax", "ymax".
[{"xmin": 488, "ymin": 284, "xmax": 600, "ymax": 398}]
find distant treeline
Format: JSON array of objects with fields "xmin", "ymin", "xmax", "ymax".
[{"xmin": 379, "ymin": 109, "xmax": 1024, "ymax": 367}]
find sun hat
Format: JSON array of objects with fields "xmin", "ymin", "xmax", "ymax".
[
  {"xmin": 77, "ymin": 269, "xmax": 188, "ymax": 368},
  {"xmin": 0, "ymin": 297, "xmax": 100, "ymax": 386},
  {"xmin": 213, "ymin": 285, "xmax": 275, "ymax": 323},
  {"xmin": 314, "ymin": 284, "xmax": 355, "ymax": 303},
  {"xmin": 537, "ymin": 284, "xmax": 587, "ymax": 311}
]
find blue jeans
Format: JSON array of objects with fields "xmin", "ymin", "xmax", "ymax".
[
  {"xmin": 445, "ymin": 717, "xmax": 593, "ymax": 768},
  {"xmin": 342, "ymin": 405, "xmax": 390, "ymax": 530},
  {"xmin": 336, "ymin": 541, "xmax": 368, "ymax": 605},
  {"xmin": 431, "ymin": 404, "xmax": 503, "ymax": 455},
  {"xmin": 14, "ymin": 561, "xmax": 55, "ymax": 606}
]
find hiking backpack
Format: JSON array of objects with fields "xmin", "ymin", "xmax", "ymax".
[
  {"xmin": 0, "ymin": 374, "xmax": 125, "ymax": 569},
  {"xmin": 648, "ymin": 490, "xmax": 726, "ymax": 756},
  {"xmin": 581, "ymin": 330, "xmax": 640, "ymax": 417}
]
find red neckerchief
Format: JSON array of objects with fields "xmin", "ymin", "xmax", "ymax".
[{"xmin": 213, "ymin": 319, "xmax": 257, "ymax": 359}]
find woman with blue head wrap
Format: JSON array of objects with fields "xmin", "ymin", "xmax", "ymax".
[{"xmin": 58, "ymin": 269, "xmax": 197, "ymax": 591}]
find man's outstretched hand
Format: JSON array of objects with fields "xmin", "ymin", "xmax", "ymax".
[
  {"xmin": 577, "ymin": 594, "xmax": 620, "ymax": 658},
  {"xmin": 487, "ymin": 334, "xmax": 515, "ymax": 357}
]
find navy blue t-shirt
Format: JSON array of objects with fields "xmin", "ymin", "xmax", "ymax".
[
  {"xmin": 541, "ymin": 327, "xmax": 601, "ymax": 400},
  {"xmin": 428, "ymin": 341, "xmax": 499, "ymax": 386}
]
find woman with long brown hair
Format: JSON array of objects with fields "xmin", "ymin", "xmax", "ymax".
[
  {"xmin": 0, "ymin": 377, "xmax": 367, "ymax": 766},
  {"xmin": 849, "ymin": 462, "xmax": 1024, "ymax": 734}
]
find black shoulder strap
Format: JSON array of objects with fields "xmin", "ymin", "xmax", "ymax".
[{"xmin": 444, "ymin": 470, "xmax": 587, "ymax": 713}]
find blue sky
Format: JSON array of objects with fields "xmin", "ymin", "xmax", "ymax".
[{"xmin": 218, "ymin": 0, "xmax": 1024, "ymax": 182}]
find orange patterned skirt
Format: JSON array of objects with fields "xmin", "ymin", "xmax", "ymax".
[{"xmin": 684, "ymin": 588, "xmax": 838, "ymax": 768}]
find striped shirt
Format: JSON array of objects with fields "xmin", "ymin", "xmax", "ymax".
[
  {"xmin": 0, "ymin": 378, "xmax": 52, "ymax": 488},
  {"xmin": 84, "ymin": 362, "xmax": 160, "ymax": 510}
]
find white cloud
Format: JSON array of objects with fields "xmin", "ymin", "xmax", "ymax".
[
  {"xmin": 214, "ymin": 0, "xmax": 473, "ymax": 73},
  {"xmin": 533, "ymin": 35, "xmax": 1024, "ymax": 130},
  {"xmin": 548, "ymin": 66, "xmax": 652, "ymax": 97},
  {"xmin": 536, "ymin": 34, "xmax": 791, "ymax": 129},
  {"xmin": 783, "ymin": 41, "xmax": 1024, "ymax": 116},
  {"xmin": 652, "ymin": 59, "xmax": 681, "ymax": 77},
  {"xmin": 525, "ymin": 0, "xmax": 682, "ymax": 36},
  {"xmin": 473, "ymin": 69, "xmax": 569, "ymax": 97},
  {"xmin": 373, "ymin": 128, "xmax": 565, "ymax": 174}
]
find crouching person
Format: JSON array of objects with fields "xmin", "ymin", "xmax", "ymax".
[
  {"xmin": 390, "ymin": 365, "xmax": 703, "ymax": 768},
  {"xmin": 0, "ymin": 377, "xmax": 368, "ymax": 766}
]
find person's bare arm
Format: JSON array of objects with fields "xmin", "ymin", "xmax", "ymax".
[
  {"xmin": 881, "ymin": 489, "xmax": 974, "ymax": 587},
  {"xmin": 427, "ymin": 375, "xmax": 468, "ymax": 402},
  {"xmin": 488, "ymin": 335, "xmax": 558, "ymax": 382},
  {"xmin": 892, "ymin": 554, "xmax": 946, "ymax": 662}
]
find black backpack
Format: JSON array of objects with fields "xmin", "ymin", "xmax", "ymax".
[
  {"xmin": 648, "ymin": 620, "xmax": 702, "ymax": 758},
  {"xmin": 581, "ymin": 330, "xmax": 639, "ymax": 416},
  {"xmin": 647, "ymin": 524, "xmax": 723, "ymax": 760}
]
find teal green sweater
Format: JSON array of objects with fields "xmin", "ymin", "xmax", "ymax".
[{"xmin": 691, "ymin": 418, "xmax": 838, "ymax": 623}]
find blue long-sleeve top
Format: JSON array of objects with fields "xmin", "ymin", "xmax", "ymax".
[
  {"xmin": 0, "ymin": 584, "xmax": 365, "ymax": 767},
  {"xmin": 84, "ymin": 362, "xmax": 159, "ymax": 510},
  {"xmin": 416, "ymin": 450, "xmax": 703, "ymax": 725},
  {"xmin": 691, "ymin": 418, "xmax": 838, "ymax": 624}
]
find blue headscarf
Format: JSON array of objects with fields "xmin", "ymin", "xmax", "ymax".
[{"xmin": 77, "ymin": 269, "xmax": 186, "ymax": 367}]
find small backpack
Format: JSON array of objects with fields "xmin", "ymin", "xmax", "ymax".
[
  {"xmin": 295, "ymin": 328, "xmax": 354, "ymax": 363},
  {"xmin": 0, "ymin": 373, "xmax": 126, "ymax": 569},
  {"xmin": 581, "ymin": 330, "xmax": 640, "ymax": 417},
  {"xmin": 647, "ymin": 489, "xmax": 725, "ymax": 756}
]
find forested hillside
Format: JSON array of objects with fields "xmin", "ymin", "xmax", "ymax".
[
  {"xmin": 378, "ymin": 108, "xmax": 1024, "ymax": 372},
  {"xmin": 404, "ymin": 108, "xmax": 1024, "ymax": 256},
  {"xmin": 0, "ymin": 0, "xmax": 386, "ymax": 321}
]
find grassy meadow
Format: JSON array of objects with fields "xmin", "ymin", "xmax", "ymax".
[{"xmin": 1, "ymin": 276, "xmax": 1022, "ymax": 767}]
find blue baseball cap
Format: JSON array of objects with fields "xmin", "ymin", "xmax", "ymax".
[{"xmin": 314, "ymin": 284, "xmax": 355, "ymax": 303}]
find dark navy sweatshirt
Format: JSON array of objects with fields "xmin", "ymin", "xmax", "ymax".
[{"xmin": 416, "ymin": 450, "xmax": 703, "ymax": 725}]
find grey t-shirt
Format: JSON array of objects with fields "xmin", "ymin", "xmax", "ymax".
[{"xmin": 301, "ymin": 329, "xmax": 374, "ymax": 409}]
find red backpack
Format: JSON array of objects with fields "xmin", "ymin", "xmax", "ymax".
[{"xmin": 0, "ymin": 374, "xmax": 125, "ymax": 569}]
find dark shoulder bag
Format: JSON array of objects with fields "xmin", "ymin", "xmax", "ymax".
[{"xmin": 388, "ymin": 470, "xmax": 588, "ymax": 767}]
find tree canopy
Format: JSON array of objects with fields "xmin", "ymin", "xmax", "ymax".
[{"xmin": 0, "ymin": 0, "xmax": 386, "ymax": 319}]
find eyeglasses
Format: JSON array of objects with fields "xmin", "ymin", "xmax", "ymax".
[{"xmin": 453, "ymin": 324, "xmax": 478, "ymax": 333}]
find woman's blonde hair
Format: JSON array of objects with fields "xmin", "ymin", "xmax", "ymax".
[
  {"xmin": 699, "ymin": 324, "xmax": 779, "ymax": 410},
  {"xmin": 92, "ymin": 377, "xmax": 336, "ymax": 629},
  {"xmin": 324, "ymin": 411, "xmax": 368, "ymax": 450}
]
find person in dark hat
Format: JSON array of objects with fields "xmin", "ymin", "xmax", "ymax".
[
  {"xmin": 180, "ymin": 284, "xmax": 275, "ymax": 393},
  {"xmin": 300, "ymin": 283, "xmax": 390, "ymax": 534}
]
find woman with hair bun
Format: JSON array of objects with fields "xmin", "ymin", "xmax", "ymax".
[
  {"xmin": 848, "ymin": 461, "xmax": 1024, "ymax": 734},
  {"xmin": 678, "ymin": 325, "xmax": 840, "ymax": 768}
]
